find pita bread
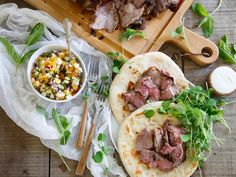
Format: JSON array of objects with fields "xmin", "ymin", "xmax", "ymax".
[
  {"xmin": 109, "ymin": 52, "xmax": 189, "ymax": 123},
  {"xmin": 118, "ymin": 102, "xmax": 198, "ymax": 177}
]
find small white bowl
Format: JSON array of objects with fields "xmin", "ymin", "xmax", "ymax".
[{"xmin": 27, "ymin": 44, "xmax": 87, "ymax": 103}]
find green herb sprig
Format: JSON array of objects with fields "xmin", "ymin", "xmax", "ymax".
[
  {"xmin": 143, "ymin": 109, "xmax": 155, "ymax": 119},
  {"xmin": 107, "ymin": 51, "xmax": 126, "ymax": 74},
  {"xmin": 0, "ymin": 23, "xmax": 44, "ymax": 66},
  {"xmin": 36, "ymin": 105, "xmax": 71, "ymax": 145},
  {"xmin": 119, "ymin": 28, "xmax": 144, "ymax": 42},
  {"xmin": 218, "ymin": 35, "xmax": 236, "ymax": 64},
  {"xmin": 92, "ymin": 133, "xmax": 111, "ymax": 163},
  {"xmin": 192, "ymin": 1, "xmax": 222, "ymax": 38},
  {"xmin": 157, "ymin": 86, "xmax": 230, "ymax": 164}
]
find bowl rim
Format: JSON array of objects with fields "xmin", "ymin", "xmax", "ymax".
[{"xmin": 27, "ymin": 44, "xmax": 87, "ymax": 103}]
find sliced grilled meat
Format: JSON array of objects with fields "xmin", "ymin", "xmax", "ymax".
[
  {"xmin": 136, "ymin": 128, "xmax": 154, "ymax": 151},
  {"xmin": 119, "ymin": 2, "xmax": 145, "ymax": 28},
  {"xmin": 90, "ymin": 1, "xmax": 119, "ymax": 32}
]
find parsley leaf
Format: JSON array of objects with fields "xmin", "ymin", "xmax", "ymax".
[
  {"xmin": 192, "ymin": 1, "xmax": 222, "ymax": 38},
  {"xmin": 218, "ymin": 35, "xmax": 236, "ymax": 64},
  {"xmin": 143, "ymin": 109, "xmax": 155, "ymax": 119},
  {"xmin": 97, "ymin": 133, "xmax": 106, "ymax": 142},
  {"xmin": 51, "ymin": 108, "xmax": 71, "ymax": 145},
  {"xmin": 92, "ymin": 151, "xmax": 103, "ymax": 163},
  {"xmin": 119, "ymin": 28, "xmax": 144, "ymax": 42},
  {"xmin": 107, "ymin": 51, "xmax": 127, "ymax": 75}
]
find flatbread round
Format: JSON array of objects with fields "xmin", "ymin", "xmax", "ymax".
[
  {"xmin": 109, "ymin": 52, "xmax": 189, "ymax": 123},
  {"xmin": 118, "ymin": 102, "xmax": 197, "ymax": 177}
]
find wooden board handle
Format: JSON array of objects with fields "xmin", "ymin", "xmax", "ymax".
[
  {"xmin": 76, "ymin": 100, "xmax": 89, "ymax": 150},
  {"xmin": 168, "ymin": 27, "xmax": 219, "ymax": 66},
  {"xmin": 75, "ymin": 122, "xmax": 95, "ymax": 176}
]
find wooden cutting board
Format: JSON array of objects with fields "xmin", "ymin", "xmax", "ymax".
[{"xmin": 24, "ymin": 0, "xmax": 219, "ymax": 66}]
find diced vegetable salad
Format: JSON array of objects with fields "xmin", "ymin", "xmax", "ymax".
[{"xmin": 31, "ymin": 50, "xmax": 83, "ymax": 100}]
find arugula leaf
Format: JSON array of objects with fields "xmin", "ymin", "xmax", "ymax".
[
  {"xmin": 19, "ymin": 49, "xmax": 37, "ymax": 64},
  {"xmin": 25, "ymin": 23, "xmax": 45, "ymax": 46},
  {"xmin": 119, "ymin": 28, "xmax": 144, "ymax": 42},
  {"xmin": 60, "ymin": 130, "xmax": 71, "ymax": 145},
  {"xmin": 92, "ymin": 151, "xmax": 103, "ymax": 163},
  {"xmin": 180, "ymin": 134, "xmax": 191, "ymax": 142},
  {"xmin": 52, "ymin": 108, "xmax": 64, "ymax": 133},
  {"xmin": 61, "ymin": 131, "xmax": 71, "ymax": 146},
  {"xmin": 107, "ymin": 51, "xmax": 127, "ymax": 75},
  {"xmin": 36, "ymin": 105, "xmax": 48, "ymax": 119},
  {"xmin": 218, "ymin": 35, "xmax": 236, "ymax": 64},
  {"xmin": 199, "ymin": 16, "xmax": 214, "ymax": 38},
  {"xmin": 143, "ymin": 109, "xmax": 155, "ymax": 119},
  {"xmin": 112, "ymin": 66, "xmax": 120, "ymax": 74},
  {"xmin": 0, "ymin": 36, "xmax": 20, "ymax": 64},
  {"xmin": 91, "ymin": 82, "xmax": 99, "ymax": 93},
  {"xmin": 59, "ymin": 115, "xmax": 70, "ymax": 129},
  {"xmin": 101, "ymin": 75, "xmax": 109, "ymax": 81},
  {"xmin": 192, "ymin": 2, "xmax": 222, "ymax": 38},
  {"xmin": 98, "ymin": 133, "xmax": 106, "ymax": 142},
  {"xmin": 192, "ymin": 3, "xmax": 209, "ymax": 17}
]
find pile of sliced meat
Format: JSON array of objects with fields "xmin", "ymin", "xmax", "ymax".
[
  {"xmin": 76, "ymin": 0, "xmax": 183, "ymax": 32},
  {"xmin": 122, "ymin": 67, "xmax": 179, "ymax": 112},
  {"xmin": 136, "ymin": 120, "xmax": 186, "ymax": 171}
]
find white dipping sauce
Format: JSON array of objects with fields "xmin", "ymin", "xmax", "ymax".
[{"xmin": 211, "ymin": 66, "xmax": 236, "ymax": 94}]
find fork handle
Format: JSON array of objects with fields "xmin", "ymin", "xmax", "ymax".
[
  {"xmin": 75, "ymin": 122, "xmax": 95, "ymax": 176},
  {"xmin": 76, "ymin": 100, "xmax": 89, "ymax": 149}
]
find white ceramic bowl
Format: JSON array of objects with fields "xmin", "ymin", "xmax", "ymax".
[{"xmin": 27, "ymin": 44, "xmax": 87, "ymax": 103}]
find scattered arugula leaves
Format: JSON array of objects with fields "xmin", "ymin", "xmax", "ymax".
[
  {"xmin": 36, "ymin": 105, "xmax": 48, "ymax": 119},
  {"xmin": 192, "ymin": 1, "xmax": 222, "ymax": 38},
  {"xmin": 218, "ymin": 35, "xmax": 236, "ymax": 64},
  {"xmin": 143, "ymin": 109, "xmax": 155, "ymax": 119},
  {"xmin": 0, "ymin": 36, "xmax": 21, "ymax": 63},
  {"xmin": 0, "ymin": 23, "xmax": 44, "ymax": 66},
  {"xmin": 92, "ymin": 151, "xmax": 104, "ymax": 163},
  {"xmin": 51, "ymin": 108, "xmax": 72, "ymax": 145},
  {"xmin": 107, "ymin": 51, "xmax": 127, "ymax": 74},
  {"xmin": 157, "ymin": 86, "xmax": 230, "ymax": 164},
  {"xmin": 119, "ymin": 28, "xmax": 144, "ymax": 42},
  {"xmin": 92, "ymin": 133, "xmax": 111, "ymax": 164}
]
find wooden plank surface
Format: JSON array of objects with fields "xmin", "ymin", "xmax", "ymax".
[{"xmin": 0, "ymin": 0, "xmax": 235, "ymax": 177}]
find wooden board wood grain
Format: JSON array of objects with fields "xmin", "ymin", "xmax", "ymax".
[
  {"xmin": 23, "ymin": 0, "xmax": 219, "ymax": 66},
  {"xmin": 0, "ymin": 108, "xmax": 49, "ymax": 177}
]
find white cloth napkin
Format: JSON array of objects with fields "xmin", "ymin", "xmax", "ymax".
[{"xmin": 0, "ymin": 3, "xmax": 126, "ymax": 177}]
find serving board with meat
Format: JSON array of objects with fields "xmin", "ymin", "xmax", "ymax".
[
  {"xmin": 25, "ymin": 0, "xmax": 219, "ymax": 66},
  {"xmin": 24, "ymin": 0, "xmax": 218, "ymax": 66}
]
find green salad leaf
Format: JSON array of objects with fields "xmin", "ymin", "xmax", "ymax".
[
  {"xmin": 119, "ymin": 28, "xmax": 144, "ymax": 42},
  {"xmin": 92, "ymin": 151, "xmax": 104, "ymax": 163},
  {"xmin": 92, "ymin": 133, "xmax": 111, "ymax": 164},
  {"xmin": 107, "ymin": 51, "xmax": 127, "ymax": 74},
  {"xmin": 25, "ymin": 23, "xmax": 45, "ymax": 46},
  {"xmin": 157, "ymin": 86, "xmax": 229, "ymax": 164},
  {"xmin": 192, "ymin": 1, "xmax": 222, "ymax": 38},
  {"xmin": 218, "ymin": 35, "xmax": 236, "ymax": 64},
  {"xmin": 20, "ymin": 49, "xmax": 38, "ymax": 64},
  {"xmin": 0, "ymin": 36, "xmax": 20, "ymax": 64},
  {"xmin": 143, "ymin": 109, "xmax": 155, "ymax": 119},
  {"xmin": 0, "ymin": 23, "xmax": 45, "ymax": 66}
]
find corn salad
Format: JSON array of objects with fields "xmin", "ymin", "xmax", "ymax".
[{"xmin": 31, "ymin": 50, "xmax": 83, "ymax": 100}]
